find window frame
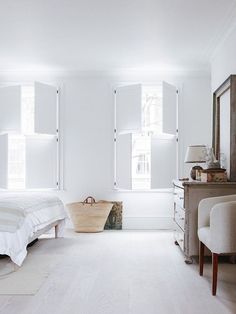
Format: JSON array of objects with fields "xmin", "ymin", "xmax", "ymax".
[
  {"xmin": 113, "ymin": 82, "xmax": 179, "ymax": 192},
  {"xmin": 0, "ymin": 82, "xmax": 63, "ymax": 191}
]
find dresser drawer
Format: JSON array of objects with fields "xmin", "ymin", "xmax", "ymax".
[
  {"xmin": 174, "ymin": 204, "xmax": 185, "ymax": 231},
  {"xmin": 174, "ymin": 223, "xmax": 185, "ymax": 251},
  {"xmin": 174, "ymin": 186, "xmax": 184, "ymax": 208}
]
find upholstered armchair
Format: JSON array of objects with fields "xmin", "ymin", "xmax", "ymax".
[{"xmin": 198, "ymin": 194, "xmax": 236, "ymax": 295}]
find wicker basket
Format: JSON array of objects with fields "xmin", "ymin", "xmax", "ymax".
[{"xmin": 67, "ymin": 196, "xmax": 113, "ymax": 233}]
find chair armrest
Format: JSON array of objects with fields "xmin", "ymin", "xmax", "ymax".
[
  {"xmin": 210, "ymin": 201, "xmax": 236, "ymax": 253},
  {"xmin": 198, "ymin": 194, "xmax": 236, "ymax": 229}
]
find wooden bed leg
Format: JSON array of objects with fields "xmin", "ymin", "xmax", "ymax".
[
  {"xmin": 14, "ymin": 263, "xmax": 20, "ymax": 272},
  {"xmin": 55, "ymin": 224, "xmax": 59, "ymax": 238}
]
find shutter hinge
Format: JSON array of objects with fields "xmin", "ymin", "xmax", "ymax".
[
  {"xmin": 176, "ymin": 138, "xmax": 179, "ymax": 142},
  {"xmin": 56, "ymin": 182, "xmax": 59, "ymax": 186},
  {"xmin": 56, "ymin": 138, "xmax": 59, "ymax": 142},
  {"xmin": 176, "ymin": 90, "xmax": 179, "ymax": 94},
  {"xmin": 114, "ymin": 129, "xmax": 116, "ymax": 133},
  {"xmin": 57, "ymin": 90, "xmax": 59, "ymax": 94},
  {"xmin": 114, "ymin": 90, "xmax": 117, "ymax": 94},
  {"xmin": 176, "ymin": 129, "xmax": 178, "ymax": 133},
  {"xmin": 114, "ymin": 138, "xmax": 117, "ymax": 142},
  {"xmin": 114, "ymin": 182, "xmax": 117, "ymax": 186}
]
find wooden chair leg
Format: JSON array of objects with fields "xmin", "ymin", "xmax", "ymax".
[
  {"xmin": 199, "ymin": 241, "xmax": 205, "ymax": 276},
  {"xmin": 55, "ymin": 225, "xmax": 59, "ymax": 238},
  {"xmin": 212, "ymin": 253, "xmax": 218, "ymax": 296}
]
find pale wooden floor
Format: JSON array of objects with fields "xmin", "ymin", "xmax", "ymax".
[{"xmin": 1, "ymin": 230, "xmax": 236, "ymax": 314}]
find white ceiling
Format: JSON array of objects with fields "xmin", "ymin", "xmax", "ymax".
[{"xmin": 0, "ymin": 0, "xmax": 236, "ymax": 72}]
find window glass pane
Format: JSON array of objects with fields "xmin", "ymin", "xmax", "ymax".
[
  {"xmin": 131, "ymin": 86, "xmax": 162, "ymax": 190},
  {"xmin": 132, "ymin": 134, "xmax": 151, "ymax": 189},
  {"xmin": 115, "ymin": 84, "xmax": 176, "ymax": 190},
  {"xmin": 142, "ymin": 86, "xmax": 162, "ymax": 134},
  {"xmin": 21, "ymin": 85, "xmax": 35, "ymax": 134}
]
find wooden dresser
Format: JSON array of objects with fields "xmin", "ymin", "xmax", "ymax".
[{"xmin": 173, "ymin": 180, "xmax": 236, "ymax": 263}]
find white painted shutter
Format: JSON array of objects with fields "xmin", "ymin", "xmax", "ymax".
[
  {"xmin": 116, "ymin": 84, "xmax": 142, "ymax": 134},
  {"xmin": 151, "ymin": 137, "xmax": 177, "ymax": 189},
  {"xmin": 162, "ymin": 81, "xmax": 177, "ymax": 135},
  {"xmin": 25, "ymin": 136, "xmax": 57, "ymax": 189},
  {"xmin": 0, "ymin": 86, "xmax": 21, "ymax": 133},
  {"xmin": 34, "ymin": 82, "xmax": 57, "ymax": 135},
  {"xmin": 0, "ymin": 134, "xmax": 8, "ymax": 189},
  {"xmin": 115, "ymin": 133, "xmax": 132, "ymax": 189}
]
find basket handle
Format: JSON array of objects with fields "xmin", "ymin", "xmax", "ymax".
[{"xmin": 83, "ymin": 196, "xmax": 96, "ymax": 205}]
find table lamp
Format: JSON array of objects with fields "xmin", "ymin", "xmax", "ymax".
[{"xmin": 184, "ymin": 145, "xmax": 206, "ymax": 180}]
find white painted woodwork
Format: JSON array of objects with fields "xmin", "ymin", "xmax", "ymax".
[
  {"xmin": 25, "ymin": 136, "xmax": 57, "ymax": 189},
  {"xmin": 34, "ymin": 82, "xmax": 57, "ymax": 135},
  {"xmin": 0, "ymin": 86, "xmax": 21, "ymax": 133},
  {"xmin": 115, "ymin": 133, "xmax": 132, "ymax": 189},
  {"xmin": 151, "ymin": 137, "xmax": 176, "ymax": 188},
  {"xmin": 162, "ymin": 81, "xmax": 177, "ymax": 135},
  {"xmin": 115, "ymin": 84, "xmax": 142, "ymax": 134},
  {"xmin": 0, "ymin": 134, "xmax": 8, "ymax": 189}
]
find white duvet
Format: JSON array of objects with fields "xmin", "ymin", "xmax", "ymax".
[{"xmin": 0, "ymin": 192, "xmax": 67, "ymax": 266}]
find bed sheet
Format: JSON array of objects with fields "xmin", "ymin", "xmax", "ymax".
[{"xmin": 0, "ymin": 193, "xmax": 67, "ymax": 266}]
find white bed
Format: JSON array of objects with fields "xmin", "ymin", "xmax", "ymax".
[{"xmin": 0, "ymin": 192, "xmax": 67, "ymax": 266}]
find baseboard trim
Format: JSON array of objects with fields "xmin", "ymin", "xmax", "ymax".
[{"xmin": 123, "ymin": 216, "xmax": 174, "ymax": 230}]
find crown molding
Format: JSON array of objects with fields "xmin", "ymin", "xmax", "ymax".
[{"xmin": 0, "ymin": 67, "xmax": 211, "ymax": 82}]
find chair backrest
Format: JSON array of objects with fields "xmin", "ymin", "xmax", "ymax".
[
  {"xmin": 198, "ymin": 194, "xmax": 236, "ymax": 229},
  {"xmin": 210, "ymin": 201, "xmax": 236, "ymax": 254}
]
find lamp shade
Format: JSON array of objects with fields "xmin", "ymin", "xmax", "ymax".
[{"xmin": 184, "ymin": 145, "xmax": 206, "ymax": 163}]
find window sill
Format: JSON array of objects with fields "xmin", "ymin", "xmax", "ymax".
[{"xmin": 113, "ymin": 188, "xmax": 173, "ymax": 193}]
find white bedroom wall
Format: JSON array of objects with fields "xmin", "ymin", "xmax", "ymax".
[
  {"xmin": 0, "ymin": 70, "xmax": 211, "ymax": 229},
  {"xmin": 211, "ymin": 25, "xmax": 236, "ymax": 91},
  {"xmin": 58, "ymin": 72, "xmax": 212, "ymax": 229}
]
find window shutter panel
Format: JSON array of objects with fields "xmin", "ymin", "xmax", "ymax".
[
  {"xmin": 0, "ymin": 134, "xmax": 8, "ymax": 189},
  {"xmin": 34, "ymin": 82, "xmax": 57, "ymax": 135},
  {"xmin": 115, "ymin": 84, "xmax": 142, "ymax": 134},
  {"xmin": 162, "ymin": 81, "xmax": 177, "ymax": 135},
  {"xmin": 151, "ymin": 136, "xmax": 177, "ymax": 189},
  {"xmin": 115, "ymin": 133, "xmax": 132, "ymax": 189},
  {"xmin": 25, "ymin": 136, "xmax": 57, "ymax": 189},
  {"xmin": 0, "ymin": 86, "xmax": 21, "ymax": 133}
]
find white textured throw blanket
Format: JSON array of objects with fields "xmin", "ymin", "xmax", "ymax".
[{"xmin": 0, "ymin": 193, "xmax": 64, "ymax": 233}]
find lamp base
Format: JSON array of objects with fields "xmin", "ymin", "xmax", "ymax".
[{"xmin": 190, "ymin": 165, "xmax": 203, "ymax": 180}]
